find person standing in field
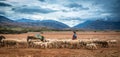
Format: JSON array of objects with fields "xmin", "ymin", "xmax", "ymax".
[
  {"xmin": 72, "ymin": 31, "xmax": 77, "ymax": 40},
  {"xmin": 35, "ymin": 33, "xmax": 44, "ymax": 41}
]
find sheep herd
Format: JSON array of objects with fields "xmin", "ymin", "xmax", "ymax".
[{"xmin": 0, "ymin": 36, "xmax": 117, "ymax": 50}]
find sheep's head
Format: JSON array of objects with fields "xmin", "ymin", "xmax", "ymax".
[{"xmin": 0, "ymin": 35, "xmax": 6, "ymax": 39}]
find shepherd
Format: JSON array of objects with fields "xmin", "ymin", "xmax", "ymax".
[
  {"xmin": 27, "ymin": 33, "xmax": 45, "ymax": 42},
  {"xmin": 72, "ymin": 31, "xmax": 77, "ymax": 40},
  {"xmin": 35, "ymin": 33, "xmax": 44, "ymax": 41}
]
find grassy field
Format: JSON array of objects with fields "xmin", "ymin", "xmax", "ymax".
[{"xmin": 0, "ymin": 31, "xmax": 120, "ymax": 57}]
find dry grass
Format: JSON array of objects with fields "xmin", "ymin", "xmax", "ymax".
[{"xmin": 0, "ymin": 31, "xmax": 120, "ymax": 57}]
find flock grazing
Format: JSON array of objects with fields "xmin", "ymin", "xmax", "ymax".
[{"xmin": 0, "ymin": 35, "xmax": 117, "ymax": 50}]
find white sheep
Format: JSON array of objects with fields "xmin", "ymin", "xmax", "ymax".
[
  {"xmin": 66, "ymin": 40, "xmax": 80, "ymax": 49},
  {"xmin": 107, "ymin": 40, "xmax": 117, "ymax": 44},
  {"xmin": 28, "ymin": 41, "xmax": 42, "ymax": 48},
  {"xmin": 46, "ymin": 41, "xmax": 53, "ymax": 48},
  {"xmin": 107, "ymin": 40, "xmax": 117, "ymax": 47},
  {"xmin": 40, "ymin": 42, "xmax": 48, "ymax": 49},
  {"xmin": 86, "ymin": 43, "xmax": 97, "ymax": 50}
]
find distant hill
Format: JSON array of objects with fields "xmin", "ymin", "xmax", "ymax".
[
  {"xmin": 15, "ymin": 18, "xmax": 40, "ymax": 22},
  {"xmin": 15, "ymin": 19, "xmax": 69, "ymax": 29},
  {"xmin": 0, "ymin": 15, "xmax": 18, "ymax": 27},
  {"xmin": 74, "ymin": 20, "xmax": 120, "ymax": 30},
  {"xmin": 0, "ymin": 16, "xmax": 69, "ymax": 29},
  {"xmin": 0, "ymin": 15, "xmax": 14, "ymax": 23},
  {"xmin": 40, "ymin": 20, "xmax": 69, "ymax": 29}
]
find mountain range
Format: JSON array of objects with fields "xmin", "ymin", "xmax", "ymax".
[
  {"xmin": 15, "ymin": 18, "xmax": 69, "ymax": 29},
  {"xmin": 0, "ymin": 15, "xmax": 18, "ymax": 27},
  {"xmin": 0, "ymin": 15, "xmax": 120, "ymax": 30},
  {"xmin": 0, "ymin": 15, "xmax": 69, "ymax": 29},
  {"xmin": 74, "ymin": 20, "xmax": 120, "ymax": 30}
]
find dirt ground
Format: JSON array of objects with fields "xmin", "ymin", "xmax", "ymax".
[{"xmin": 0, "ymin": 31, "xmax": 120, "ymax": 57}]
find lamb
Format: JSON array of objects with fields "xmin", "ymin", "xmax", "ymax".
[{"xmin": 85, "ymin": 43, "xmax": 97, "ymax": 50}]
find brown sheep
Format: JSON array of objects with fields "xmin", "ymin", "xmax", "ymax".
[
  {"xmin": 2, "ymin": 39, "xmax": 17, "ymax": 48},
  {"xmin": 16, "ymin": 41, "xmax": 28, "ymax": 48},
  {"xmin": 0, "ymin": 35, "xmax": 5, "ymax": 43},
  {"xmin": 93, "ymin": 40, "xmax": 109, "ymax": 48},
  {"xmin": 0, "ymin": 35, "xmax": 6, "ymax": 47}
]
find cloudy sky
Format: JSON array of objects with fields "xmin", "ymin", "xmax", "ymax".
[{"xmin": 0, "ymin": 0, "xmax": 120, "ymax": 27}]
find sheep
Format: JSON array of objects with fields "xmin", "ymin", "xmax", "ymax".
[
  {"xmin": 40, "ymin": 42, "xmax": 49, "ymax": 49},
  {"xmin": 0, "ymin": 36, "xmax": 6, "ymax": 47},
  {"xmin": 2, "ymin": 38, "xmax": 117, "ymax": 49},
  {"xmin": 107, "ymin": 40, "xmax": 117, "ymax": 44},
  {"xmin": 32, "ymin": 42, "xmax": 43, "ymax": 48},
  {"xmin": 44, "ymin": 39, "xmax": 50, "ymax": 42},
  {"xmin": 107, "ymin": 40, "xmax": 117, "ymax": 47},
  {"xmin": 0, "ymin": 35, "xmax": 5, "ymax": 43},
  {"xmin": 66, "ymin": 40, "xmax": 80, "ymax": 49},
  {"xmin": 16, "ymin": 40, "xmax": 28, "ymax": 48},
  {"xmin": 27, "ymin": 36, "xmax": 41, "ymax": 42},
  {"xmin": 2, "ymin": 39, "xmax": 17, "ymax": 48},
  {"xmin": 54, "ymin": 40, "xmax": 65, "ymax": 48},
  {"xmin": 28, "ymin": 41, "xmax": 52, "ymax": 49},
  {"xmin": 60, "ymin": 39, "xmax": 71, "ymax": 48},
  {"xmin": 100, "ymin": 40, "xmax": 109, "ymax": 48},
  {"xmin": 46, "ymin": 41, "xmax": 53, "ymax": 48},
  {"xmin": 79, "ymin": 39, "xmax": 94, "ymax": 49},
  {"xmin": 43, "ymin": 39, "xmax": 66, "ymax": 49},
  {"xmin": 50, "ymin": 40, "xmax": 58, "ymax": 48},
  {"xmin": 48, "ymin": 39, "xmax": 59, "ymax": 48},
  {"xmin": 85, "ymin": 43, "xmax": 97, "ymax": 50},
  {"xmin": 93, "ymin": 40, "xmax": 109, "ymax": 48}
]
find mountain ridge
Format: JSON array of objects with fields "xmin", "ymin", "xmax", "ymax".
[
  {"xmin": 74, "ymin": 20, "xmax": 120, "ymax": 30},
  {"xmin": 0, "ymin": 16, "xmax": 69, "ymax": 29},
  {"xmin": 1, "ymin": 15, "xmax": 120, "ymax": 30}
]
